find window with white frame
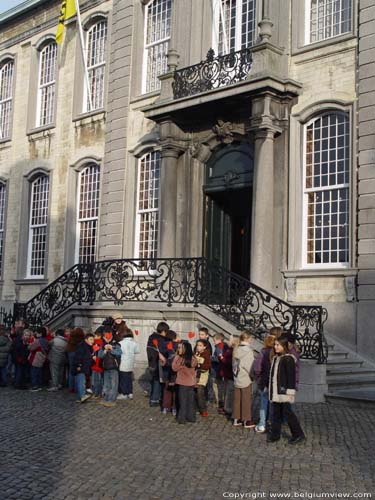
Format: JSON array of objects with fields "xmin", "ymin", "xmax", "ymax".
[
  {"xmin": 304, "ymin": 112, "xmax": 350, "ymax": 267},
  {"xmin": 27, "ymin": 175, "xmax": 49, "ymax": 277},
  {"xmin": 213, "ymin": 0, "xmax": 257, "ymax": 55},
  {"xmin": 307, "ymin": 0, "xmax": 352, "ymax": 44},
  {"xmin": 85, "ymin": 20, "xmax": 107, "ymax": 112},
  {"xmin": 0, "ymin": 59, "xmax": 14, "ymax": 140},
  {"xmin": 0, "ymin": 183, "xmax": 6, "ymax": 277},
  {"xmin": 143, "ymin": 0, "xmax": 172, "ymax": 94},
  {"xmin": 76, "ymin": 164, "xmax": 100, "ymax": 264},
  {"xmin": 37, "ymin": 42, "xmax": 57, "ymax": 127},
  {"xmin": 135, "ymin": 151, "xmax": 160, "ymax": 259}
]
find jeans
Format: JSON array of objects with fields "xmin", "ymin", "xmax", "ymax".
[
  {"xmin": 68, "ymin": 352, "xmax": 76, "ymax": 391},
  {"xmin": 150, "ymin": 376, "xmax": 162, "ymax": 403},
  {"xmin": 271, "ymin": 402, "xmax": 304, "ymax": 439},
  {"xmin": 75, "ymin": 372, "xmax": 86, "ymax": 401},
  {"xmin": 119, "ymin": 371, "xmax": 133, "ymax": 395},
  {"xmin": 0, "ymin": 365, "xmax": 8, "ymax": 386},
  {"xmin": 177, "ymin": 385, "xmax": 196, "ymax": 423},
  {"xmin": 103, "ymin": 369, "xmax": 119, "ymax": 402},
  {"xmin": 258, "ymin": 388, "xmax": 269, "ymax": 428},
  {"xmin": 31, "ymin": 366, "xmax": 42, "ymax": 388},
  {"xmin": 50, "ymin": 362, "xmax": 65, "ymax": 388},
  {"xmin": 91, "ymin": 370, "xmax": 103, "ymax": 397}
]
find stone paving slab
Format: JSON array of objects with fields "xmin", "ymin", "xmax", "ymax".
[{"xmin": 0, "ymin": 386, "xmax": 374, "ymax": 500}]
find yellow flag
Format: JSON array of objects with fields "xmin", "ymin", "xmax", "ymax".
[{"xmin": 56, "ymin": 0, "xmax": 77, "ymax": 44}]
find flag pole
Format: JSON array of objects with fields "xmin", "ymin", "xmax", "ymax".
[{"xmin": 74, "ymin": 0, "xmax": 93, "ymax": 111}]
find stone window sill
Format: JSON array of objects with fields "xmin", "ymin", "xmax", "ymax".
[
  {"xmin": 292, "ymin": 33, "xmax": 356, "ymax": 59},
  {"xmin": 283, "ymin": 268, "xmax": 357, "ymax": 278},
  {"xmin": 73, "ymin": 110, "xmax": 106, "ymax": 127},
  {"xmin": 14, "ymin": 279, "xmax": 49, "ymax": 286}
]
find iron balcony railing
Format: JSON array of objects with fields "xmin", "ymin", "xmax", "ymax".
[
  {"xmin": 13, "ymin": 258, "xmax": 328, "ymax": 363},
  {"xmin": 172, "ymin": 48, "xmax": 253, "ymax": 100}
]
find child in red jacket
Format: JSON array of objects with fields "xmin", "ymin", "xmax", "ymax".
[{"xmin": 91, "ymin": 327, "xmax": 104, "ymax": 398}]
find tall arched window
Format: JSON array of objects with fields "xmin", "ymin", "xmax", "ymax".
[
  {"xmin": 213, "ymin": 0, "xmax": 257, "ymax": 55},
  {"xmin": 143, "ymin": 0, "xmax": 172, "ymax": 94},
  {"xmin": 306, "ymin": 0, "xmax": 352, "ymax": 44},
  {"xmin": 0, "ymin": 183, "xmax": 6, "ymax": 277},
  {"xmin": 135, "ymin": 151, "xmax": 160, "ymax": 259},
  {"xmin": 76, "ymin": 164, "xmax": 100, "ymax": 264},
  {"xmin": 27, "ymin": 175, "xmax": 50, "ymax": 277},
  {"xmin": 36, "ymin": 42, "xmax": 57, "ymax": 127},
  {"xmin": 304, "ymin": 112, "xmax": 350, "ymax": 267},
  {"xmin": 85, "ymin": 19, "xmax": 107, "ymax": 112},
  {"xmin": 0, "ymin": 59, "xmax": 14, "ymax": 140}
]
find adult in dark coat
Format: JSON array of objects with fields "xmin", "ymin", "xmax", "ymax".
[{"xmin": 0, "ymin": 327, "xmax": 11, "ymax": 386}]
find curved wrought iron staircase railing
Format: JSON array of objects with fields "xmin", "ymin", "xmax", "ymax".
[{"xmin": 14, "ymin": 258, "xmax": 328, "ymax": 363}]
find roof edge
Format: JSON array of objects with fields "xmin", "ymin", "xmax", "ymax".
[{"xmin": 0, "ymin": 0, "xmax": 51, "ymax": 25}]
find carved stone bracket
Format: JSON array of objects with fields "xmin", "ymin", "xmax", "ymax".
[
  {"xmin": 344, "ymin": 276, "xmax": 356, "ymax": 302},
  {"xmin": 248, "ymin": 93, "xmax": 295, "ymax": 136},
  {"xmin": 212, "ymin": 119, "xmax": 234, "ymax": 144},
  {"xmin": 285, "ymin": 278, "xmax": 297, "ymax": 302}
]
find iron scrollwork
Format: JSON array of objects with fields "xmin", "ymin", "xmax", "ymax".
[
  {"xmin": 172, "ymin": 48, "xmax": 253, "ymax": 100},
  {"xmin": 17, "ymin": 257, "xmax": 327, "ymax": 363}
]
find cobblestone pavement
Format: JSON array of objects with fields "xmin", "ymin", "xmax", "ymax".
[{"xmin": 0, "ymin": 386, "xmax": 374, "ymax": 500}]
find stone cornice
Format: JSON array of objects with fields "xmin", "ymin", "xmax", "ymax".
[{"xmin": 0, "ymin": 0, "xmax": 107, "ymax": 51}]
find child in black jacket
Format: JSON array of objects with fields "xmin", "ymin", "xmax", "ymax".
[{"xmin": 268, "ymin": 336, "xmax": 305, "ymax": 445}]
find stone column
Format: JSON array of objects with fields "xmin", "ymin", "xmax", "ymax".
[
  {"xmin": 251, "ymin": 128, "xmax": 276, "ymax": 290},
  {"xmin": 159, "ymin": 146, "xmax": 180, "ymax": 258}
]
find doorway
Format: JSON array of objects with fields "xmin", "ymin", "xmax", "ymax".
[{"xmin": 203, "ymin": 142, "xmax": 254, "ymax": 279}]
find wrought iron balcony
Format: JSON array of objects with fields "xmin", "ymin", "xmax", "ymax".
[{"xmin": 172, "ymin": 48, "xmax": 253, "ymax": 100}]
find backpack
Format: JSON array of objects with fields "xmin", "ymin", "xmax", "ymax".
[{"xmin": 102, "ymin": 351, "xmax": 120, "ymax": 370}]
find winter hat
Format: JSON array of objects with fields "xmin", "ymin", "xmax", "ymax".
[{"xmin": 113, "ymin": 312, "xmax": 124, "ymax": 321}]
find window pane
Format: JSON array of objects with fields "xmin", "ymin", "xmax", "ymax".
[
  {"xmin": 310, "ymin": 0, "xmax": 352, "ymax": 43},
  {"xmin": 145, "ymin": 0, "xmax": 172, "ymax": 93},
  {"xmin": 136, "ymin": 151, "xmax": 160, "ymax": 259},
  {"xmin": 38, "ymin": 43, "xmax": 57, "ymax": 127},
  {"xmin": 304, "ymin": 112, "xmax": 350, "ymax": 266},
  {"xmin": 77, "ymin": 164, "xmax": 100, "ymax": 264},
  {"xmin": 28, "ymin": 176, "xmax": 49, "ymax": 277},
  {"xmin": 0, "ymin": 60, "xmax": 14, "ymax": 139},
  {"xmin": 86, "ymin": 20, "xmax": 107, "ymax": 111}
]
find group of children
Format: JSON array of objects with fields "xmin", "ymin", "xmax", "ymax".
[
  {"xmin": 146, "ymin": 323, "xmax": 305, "ymax": 444},
  {"xmin": 0, "ymin": 316, "xmax": 305, "ymax": 443}
]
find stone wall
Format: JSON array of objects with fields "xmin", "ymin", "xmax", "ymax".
[{"xmin": 357, "ymin": 0, "xmax": 375, "ymax": 363}]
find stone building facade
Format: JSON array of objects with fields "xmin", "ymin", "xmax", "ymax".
[{"xmin": 0, "ymin": 0, "xmax": 374, "ymax": 378}]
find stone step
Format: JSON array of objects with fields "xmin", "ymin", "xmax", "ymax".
[
  {"xmin": 327, "ymin": 350, "xmax": 349, "ymax": 359},
  {"xmin": 326, "ymin": 359, "xmax": 363, "ymax": 368},
  {"xmin": 325, "ymin": 389, "xmax": 375, "ymax": 408},
  {"xmin": 327, "ymin": 367, "xmax": 375, "ymax": 377},
  {"xmin": 327, "ymin": 375, "xmax": 375, "ymax": 389}
]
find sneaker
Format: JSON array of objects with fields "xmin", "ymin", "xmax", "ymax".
[
  {"xmin": 162, "ymin": 408, "xmax": 168, "ymax": 415},
  {"xmin": 117, "ymin": 394, "xmax": 127, "ymax": 400},
  {"xmin": 233, "ymin": 419, "xmax": 243, "ymax": 427},
  {"xmin": 101, "ymin": 401, "xmax": 116, "ymax": 408},
  {"xmin": 244, "ymin": 421, "xmax": 256, "ymax": 429},
  {"xmin": 255, "ymin": 425, "xmax": 266, "ymax": 434},
  {"xmin": 201, "ymin": 411, "xmax": 209, "ymax": 417},
  {"xmin": 86, "ymin": 388, "xmax": 93, "ymax": 394},
  {"xmin": 288, "ymin": 434, "xmax": 306, "ymax": 445},
  {"xmin": 172, "ymin": 408, "xmax": 177, "ymax": 416},
  {"xmin": 128, "ymin": 394, "xmax": 133, "ymax": 399},
  {"xmin": 80, "ymin": 394, "xmax": 92, "ymax": 403},
  {"xmin": 30, "ymin": 387, "xmax": 42, "ymax": 392},
  {"xmin": 47, "ymin": 387, "xmax": 58, "ymax": 392},
  {"xmin": 149, "ymin": 400, "xmax": 159, "ymax": 407}
]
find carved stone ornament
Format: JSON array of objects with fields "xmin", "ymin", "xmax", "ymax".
[
  {"xmin": 212, "ymin": 119, "xmax": 234, "ymax": 143},
  {"xmin": 285, "ymin": 278, "xmax": 297, "ymax": 302},
  {"xmin": 344, "ymin": 276, "xmax": 356, "ymax": 303}
]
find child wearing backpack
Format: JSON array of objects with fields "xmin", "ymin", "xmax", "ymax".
[
  {"xmin": 232, "ymin": 331, "xmax": 255, "ymax": 428},
  {"xmin": 98, "ymin": 330, "xmax": 122, "ymax": 407}
]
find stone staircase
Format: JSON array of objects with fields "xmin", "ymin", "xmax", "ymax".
[{"xmin": 325, "ymin": 336, "xmax": 375, "ymax": 407}]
